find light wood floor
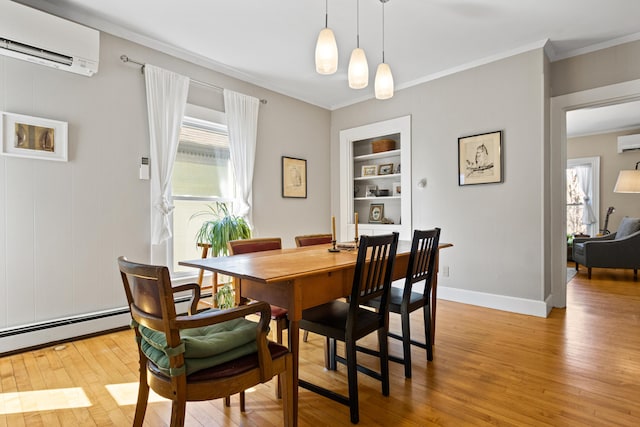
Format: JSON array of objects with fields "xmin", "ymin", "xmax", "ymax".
[{"xmin": 2, "ymin": 266, "xmax": 640, "ymax": 426}]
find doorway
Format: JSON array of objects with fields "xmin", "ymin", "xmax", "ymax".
[{"xmin": 551, "ymin": 78, "xmax": 640, "ymax": 308}]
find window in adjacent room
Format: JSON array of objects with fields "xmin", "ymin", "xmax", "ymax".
[
  {"xmin": 170, "ymin": 107, "xmax": 234, "ymax": 275},
  {"xmin": 566, "ymin": 157, "xmax": 600, "ymax": 237}
]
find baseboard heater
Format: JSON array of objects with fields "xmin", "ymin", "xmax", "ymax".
[{"xmin": 0, "ymin": 293, "xmax": 208, "ymax": 354}]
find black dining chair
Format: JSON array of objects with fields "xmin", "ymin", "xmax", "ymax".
[
  {"xmin": 298, "ymin": 232, "xmax": 399, "ymax": 424},
  {"xmin": 362, "ymin": 228, "xmax": 441, "ymax": 378}
]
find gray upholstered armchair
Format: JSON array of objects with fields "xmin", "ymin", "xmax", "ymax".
[{"xmin": 572, "ymin": 217, "xmax": 640, "ymax": 279}]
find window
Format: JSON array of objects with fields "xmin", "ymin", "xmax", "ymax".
[
  {"xmin": 170, "ymin": 108, "xmax": 234, "ymax": 275},
  {"xmin": 566, "ymin": 157, "xmax": 599, "ymax": 237}
]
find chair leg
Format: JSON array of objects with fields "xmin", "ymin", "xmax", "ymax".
[
  {"xmin": 575, "ymin": 262, "xmax": 579, "ymax": 271},
  {"xmin": 588, "ymin": 267, "xmax": 592, "ymax": 279},
  {"xmin": 400, "ymin": 308, "xmax": 413, "ymax": 378},
  {"xmin": 345, "ymin": 338, "xmax": 360, "ymax": 424},
  {"xmin": 240, "ymin": 391, "xmax": 246, "ymax": 412},
  {"xmin": 303, "ymin": 330, "xmax": 309, "ymax": 342},
  {"xmin": 327, "ymin": 337, "xmax": 337, "ymax": 370},
  {"xmin": 224, "ymin": 396, "xmax": 231, "ymax": 407},
  {"xmin": 170, "ymin": 400, "xmax": 187, "ymax": 427},
  {"xmin": 275, "ymin": 318, "xmax": 285, "ymax": 399},
  {"xmin": 133, "ymin": 366, "xmax": 149, "ymax": 427},
  {"xmin": 424, "ymin": 305, "xmax": 433, "ymax": 362},
  {"xmin": 634, "ymin": 269, "xmax": 638, "ymax": 281},
  {"xmin": 280, "ymin": 355, "xmax": 294, "ymax": 427},
  {"xmin": 378, "ymin": 328, "xmax": 390, "ymax": 396}
]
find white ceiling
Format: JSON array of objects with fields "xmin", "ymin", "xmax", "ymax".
[
  {"xmin": 567, "ymin": 100, "xmax": 640, "ymax": 138},
  {"xmin": 14, "ymin": 0, "xmax": 640, "ymax": 111}
]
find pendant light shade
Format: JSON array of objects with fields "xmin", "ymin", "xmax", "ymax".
[
  {"xmin": 315, "ymin": 1, "xmax": 338, "ymax": 75},
  {"xmin": 375, "ymin": 0, "xmax": 393, "ymax": 99},
  {"xmin": 348, "ymin": 48, "xmax": 369, "ymax": 89},
  {"xmin": 348, "ymin": 0, "xmax": 368, "ymax": 89},
  {"xmin": 375, "ymin": 62, "xmax": 394, "ymax": 99}
]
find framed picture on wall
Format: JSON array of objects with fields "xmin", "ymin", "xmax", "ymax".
[
  {"xmin": 458, "ymin": 130, "xmax": 503, "ymax": 186},
  {"xmin": 1, "ymin": 112, "xmax": 68, "ymax": 161},
  {"xmin": 282, "ymin": 156, "xmax": 307, "ymax": 198}
]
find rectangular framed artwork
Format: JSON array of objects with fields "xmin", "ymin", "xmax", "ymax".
[
  {"xmin": 458, "ymin": 130, "xmax": 502, "ymax": 186},
  {"xmin": 361, "ymin": 165, "xmax": 378, "ymax": 177},
  {"xmin": 369, "ymin": 203, "xmax": 384, "ymax": 223},
  {"xmin": 1, "ymin": 112, "xmax": 68, "ymax": 161},
  {"xmin": 378, "ymin": 163, "xmax": 393, "ymax": 175},
  {"xmin": 282, "ymin": 156, "xmax": 307, "ymax": 198}
]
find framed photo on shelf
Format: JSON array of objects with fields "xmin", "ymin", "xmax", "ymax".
[
  {"xmin": 369, "ymin": 203, "xmax": 384, "ymax": 223},
  {"xmin": 378, "ymin": 163, "xmax": 394, "ymax": 175},
  {"xmin": 458, "ymin": 130, "xmax": 503, "ymax": 186},
  {"xmin": 361, "ymin": 164, "xmax": 378, "ymax": 177},
  {"xmin": 1, "ymin": 112, "xmax": 68, "ymax": 161},
  {"xmin": 282, "ymin": 156, "xmax": 307, "ymax": 198},
  {"xmin": 393, "ymin": 181, "xmax": 401, "ymax": 196}
]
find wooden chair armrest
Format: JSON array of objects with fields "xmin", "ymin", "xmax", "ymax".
[{"xmin": 172, "ymin": 283, "xmax": 201, "ymax": 315}]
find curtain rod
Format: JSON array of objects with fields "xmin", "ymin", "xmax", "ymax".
[{"xmin": 120, "ymin": 55, "xmax": 267, "ymax": 104}]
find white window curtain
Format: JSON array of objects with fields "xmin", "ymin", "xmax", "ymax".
[
  {"xmin": 223, "ymin": 89, "xmax": 260, "ymax": 226},
  {"xmin": 145, "ymin": 64, "xmax": 190, "ymax": 244},
  {"xmin": 576, "ymin": 165, "xmax": 596, "ymax": 225}
]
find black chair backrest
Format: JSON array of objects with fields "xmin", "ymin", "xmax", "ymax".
[
  {"xmin": 404, "ymin": 228, "xmax": 441, "ymax": 300},
  {"xmin": 349, "ymin": 232, "xmax": 399, "ymax": 313}
]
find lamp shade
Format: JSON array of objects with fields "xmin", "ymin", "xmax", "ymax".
[
  {"xmin": 315, "ymin": 28, "xmax": 338, "ymax": 75},
  {"xmin": 613, "ymin": 169, "xmax": 640, "ymax": 193},
  {"xmin": 348, "ymin": 48, "xmax": 369, "ymax": 89},
  {"xmin": 374, "ymin": 62, "xmax": 394, "ymax": 100}
]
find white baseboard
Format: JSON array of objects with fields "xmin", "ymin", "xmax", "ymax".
[{"xmin": 437, "ymin": 286, "xmax": 551, "ymax": 318}]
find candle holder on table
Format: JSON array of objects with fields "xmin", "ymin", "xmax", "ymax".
[{"xmin": 328, "ymin": 239, "xmax": 340, "ymax": 252}]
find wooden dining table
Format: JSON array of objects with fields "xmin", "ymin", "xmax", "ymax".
[{"xmin": 180, "ymin": 240, "xmax": 451, "ymax": 425}]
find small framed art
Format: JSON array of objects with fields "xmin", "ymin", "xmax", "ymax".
[
  {"xmin": 282, "ymin": 156, "xmax": 307, "ymax": 198},
  {"xmin": 378, "ymin": 163, "xmax": 393, "ymax": 175},
  {"xmin": 458, "ymin": 130, "xmax": 503, "ymax": 186},
  {"xmin": 1, "ymin": 112, "xmax": 68, "ymax": 161},
  {"xmin": 369, "ymin": 203, "xmax": 384, "ymax": 223},
  {"xmin": 361, "ymin": 165, "xmax": 378, "ymax": 177}
]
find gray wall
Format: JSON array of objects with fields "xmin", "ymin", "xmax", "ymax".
[
  {"xmin": 551, "ymin": 39, "xmax": 640, "ymax": 96},
  {"xmin": 331, "ymin": 49, "xmax": 549, "ymax": 314},
  {"xmin": 568, "ymin": 130, "xmax": 640, "ymax": 231},
  {"xmin": 0, "ymin": 32, "xmax": 331, "ymax": 347}
]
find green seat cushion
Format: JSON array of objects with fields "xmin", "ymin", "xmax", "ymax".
[
  {"xmin": 615, "ymin": 217, "xmax": 640, "ymax": 240},
  {"xmin": 138, "ymin": 314, "xmax": 258, "ymax": 377}
]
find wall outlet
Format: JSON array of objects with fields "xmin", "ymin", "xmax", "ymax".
[{"xmin": 442, "ymin": 265, "xmax": 449, "ymax": 277}]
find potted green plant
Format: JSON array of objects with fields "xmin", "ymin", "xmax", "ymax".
[{"xmin": 191, "ymin": 202, "xmax": 251, "ymax": 308}]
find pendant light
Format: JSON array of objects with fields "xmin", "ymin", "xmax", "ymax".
[
  {"xmin": 315, "ymin": 0, "xmax": 338, "ymax": 75},
  {"xmin": 375, "ymin": 0, "xmax": 394, "ymax": 100},
  {"xmin": 348, "ymin": 0, "xmax": 368, "ymax": 89}
]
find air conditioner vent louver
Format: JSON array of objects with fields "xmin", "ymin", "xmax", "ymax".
[
  {"xmin": 617, "ymin": 134, "xmax": 640, "ymax": 153},
  {"xmin": 0, "ymin": 2, "xmax": 99, "ymax": 77}
]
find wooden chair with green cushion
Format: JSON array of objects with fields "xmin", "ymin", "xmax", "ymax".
[
  {"xmin": 117, "ymin": 256, "xmax": 293, "ymax": 427},
  {"xmin": 298, "ymin": 232, "xmax": 399, "ymax": 424}
]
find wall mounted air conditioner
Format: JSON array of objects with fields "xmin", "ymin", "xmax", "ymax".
[
  {"xmin": 0, "ymin": 1, "xmax": 99, "ymax": 76},
  {"xmin": 617, "ymin": 134, "xmax": 640, "ymax": 153}
]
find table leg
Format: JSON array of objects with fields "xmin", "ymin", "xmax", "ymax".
[
  {"xmin": 288, "ymin": 319, "xmax": 300, "ymax": 425},
  {"xmin": 431, "ymin": 250, "xmax": 441, "ymax": 345}
]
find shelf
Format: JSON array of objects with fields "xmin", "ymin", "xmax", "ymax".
[
  {"xmin": 354, "ymin": 196, "xmax": 400, "ymax": 201},
  {"xmin": 354, "ymin": 173, "xmax": 401, "ymax": 181},
  {"xmin": 354, "ymin": 149, "xmax": 401, "ymax": 162}
]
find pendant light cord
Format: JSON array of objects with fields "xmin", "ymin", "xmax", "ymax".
[
  {"xmin": 356, "ymin": 0, "xmax": 361, "ymax": 48},
  {"xmin": 325, "ymin": 0, "xmax": 329, "ymax": 28},
  {"xmin": 381, "ymin": 0, "xmax": 386, "ymax": 63}
]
